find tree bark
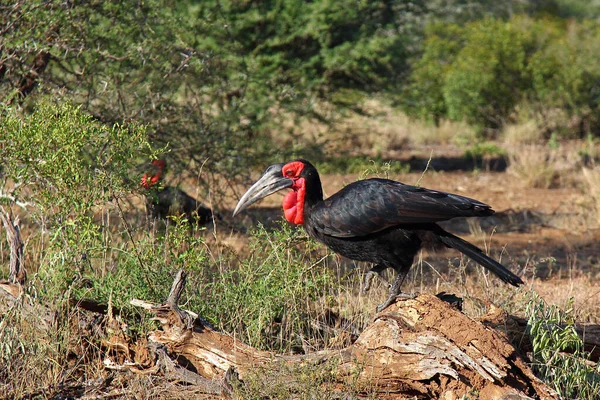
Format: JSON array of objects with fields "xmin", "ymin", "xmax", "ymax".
[
  {"xmin": 0, "ymin": 206, "xmax": 26, "ymax": 284},
  {"xmin": 130, "ymin": 270, "xmax": 558, "ymax": 399},
  {"xmin": 17, "ymin": 50, "xmax": 51, "ymax": 99}
]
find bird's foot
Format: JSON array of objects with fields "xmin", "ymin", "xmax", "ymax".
[
  {"xmin": 362, "ymin": 266, "xmax": 389, "ymax": 294},
  {"xmin": 375, "ymin": 291, "xmax": 417, "ymax": 313},
  {"xmin": 362, "ymin": 270, "xmax": 377, "ymax": 294}
]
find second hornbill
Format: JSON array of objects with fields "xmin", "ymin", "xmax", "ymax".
[
  {"xmin": 233, "ymin": 159, "xmax": 524, "ymax": 312},
  {"xmin": 141, "ymin": 159, "xmax": 216, "ymax": 226}
]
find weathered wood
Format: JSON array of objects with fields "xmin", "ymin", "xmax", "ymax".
[
  {"xmin": 0, "ymin": 206, "xmax": 26, "ymax": 284},
  {"xmin": 131, "ymin": 270, "xmax": 558, "ymax": 399}
]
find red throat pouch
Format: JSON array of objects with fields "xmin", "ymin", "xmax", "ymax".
[{"xmin": 282, "ymin": 184, "xmax": 305, "ymax": 225}]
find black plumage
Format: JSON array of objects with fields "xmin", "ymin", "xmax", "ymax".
[
  {"xmin": 145, "ymin": 186, "xmax": 215, "ymax": 225},
  {"xmin": 141, "ymin": 160, "xmax": 216, "ymax": 226},
  {"xmin": 233, "ymin": 159, "xmax": 524, "ymax": 312}
]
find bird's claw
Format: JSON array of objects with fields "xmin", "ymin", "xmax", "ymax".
[
  {"xmin": 375, "ymin": 291, "xmax": 417, "ymax": 313},
  {"xmin": 396, "ymin": 292, "xmax": 417, "ymax": 300}
]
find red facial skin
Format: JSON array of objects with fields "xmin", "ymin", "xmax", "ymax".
[
  {"xmin": 281, "ymin": 161, "xmax": 306, "ymax": 225},
  {"xmin": 140, "ymin": 159, "xmax": 165, "ymax": 189}
]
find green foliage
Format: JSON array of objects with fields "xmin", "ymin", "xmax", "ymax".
[
  {"xmin": 443, "ymin": 18, "xmax": 532, "ymax": 129},
  {"xmin": 526, "ymin": 293, "xmax": 600, "ymax": 399},
  {"xmin": 0, "ymin": 0, "xmax": 434, "ymax": 185},
  {"xmin": 404, "ymin": 14, "xmax": 600, "ymax": 137},
  {"xmin": 546, "ymin": 0, "xmax": 600, "ymax": 18},
  {"xmin": 404, "ymin": 17, "xmax": 535, "ymax": 131},
  {"xmin": 1, "ymin": 99, "xmax": 160, "ymax": 300},
  {"xmin": 1, "ymin": 100, "xmax": 337, "ymax": 352},
  {"xmin": 204, "ymin": 0, "xmax": 414, "ymax": 93},
  {"xmin": 401, "ymin": 23, "xmax": 463, "ymax": 123},
  {"xmin": 1, "ymin": 100, "xmax": 155, "ymax": 218},
  {"xmin": 464, "ymin": 142, "xmax": 506, "ymax": 159},
  {"xmin": 528, "ymin": 20, "xmax": 600, "ymax": 135},
  {"xmin": 2, "ymin": 0, "xmax": 559, "ymax": 177},
  {"xmin": 1, "ymin": 0, "xmax": 275, "ymax": 189}
]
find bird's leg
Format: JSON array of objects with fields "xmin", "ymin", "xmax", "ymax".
[
  {"xmin": 375, "ymin": 268, "xmax": 414, "ymax": 313},
  {"xmin": 362, "ymin": 264, "xmax": 388, "ymax": 294}
]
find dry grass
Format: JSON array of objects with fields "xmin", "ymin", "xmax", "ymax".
[
  {"xmin": 502, "ymin": 119, "xmax": 546, "ymax": 145},
  {"xmin": 507, "ymin": 144, "xmax": 561, "ymax": 189},
  {"xmin": 582, "ymin": 165, "xmax": 600, "ymax": 225},
  {"xmin": 409, "ymin": 118, "xmax": 478, "ymax": 146},
  {"xmin": 267, "ymin": 97, "xmax": 479, "ymax": 157}
]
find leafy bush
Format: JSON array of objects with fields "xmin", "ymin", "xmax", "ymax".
[
  {"xmin": 526, "ymin": 293, "xmax": 600, "ymax": 399},
  {"xmin": 1, "ymin": 99, "xmax": 158, "ymax": 293},
  {"xmin": 0, "ymin": 0, "xmax": 435, "ymax": 186},
  {"xmin": 1, "ymin": 100, "xmax": 154, "ymax": 216},
  {"xmin": 401, "ymin": 22, "xmax": 464, "ymax": 124},
  {"xmin": 403, "ymin": 15, "xmax": 600, "ymax": 138},
  {"xmin": 527, "ymin": 20, "xmax": 600, "ymax": 137},
  {"xmin": 442, "ymin": 18, "xmax": 533, "ymax": 130}
]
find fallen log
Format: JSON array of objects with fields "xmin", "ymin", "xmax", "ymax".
[{"xmin": 130, "ymin": 270, "xmax": 558, "ymax": 399}]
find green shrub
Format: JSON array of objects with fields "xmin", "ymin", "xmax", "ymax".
[
  {"xmin": 526, "ymin": 293, "xmax": 600, "ymax": 399},
  {"xmin": 1, "ymin": 100, "xmax": 339, "ymax": 353},
  {"xmin": 401, "ymin": 22, "xmax": 464, "ymax": 124},
  {"xmin": 527, "ymin": 20, "xmax": 600, "ymax": 137},
  {"xmin": 1, "ymin": 100, "xmax": 155, "ymax": 217},
  {"xmin": 443, "ymin": 17, "xmax": 533, "ymax": 130},
  {"xmin": 404, "ymin": 15, "xmax": 600, "ymax": 138}
]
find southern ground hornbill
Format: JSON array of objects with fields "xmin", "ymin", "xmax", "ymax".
[
  {"xmin": 233, "ymin": 159, "xmax": 524, "ymax": 312},
  {"xmin": 140, "ymin": 159, "xmax": 216, "ymax": 226}
]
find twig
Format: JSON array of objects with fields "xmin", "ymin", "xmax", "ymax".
[
  {"xmin": 0, "ymin": 189, "xmax": 32, "ymax": 209},
  {"xmin": 415, "ymin": 149, "xmax": 434, "ymax": 187}
]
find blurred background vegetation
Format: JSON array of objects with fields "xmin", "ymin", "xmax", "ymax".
[{"xmin": 3, "ymin": 0, "xmax": 600, "ymax": 184}]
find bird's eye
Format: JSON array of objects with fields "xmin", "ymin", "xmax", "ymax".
[{"xmin": 285, "ymin": 170, "xmax": 293, "ymax": 176}]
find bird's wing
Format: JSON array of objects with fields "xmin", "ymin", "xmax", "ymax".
[{"xmin": 309, "ymin": 178, "xmax": 493, "ymax": 238}]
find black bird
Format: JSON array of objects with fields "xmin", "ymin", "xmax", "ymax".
[
  {"xmin": 233, "ymin": 159, "xmax": 524, "ymax": 312},
  {"xmin": 141, "ymin": 159, "xmax": 216, "ymax": 226}
]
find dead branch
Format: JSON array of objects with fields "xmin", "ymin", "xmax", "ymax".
[
  {"xmin": 0, "ymin": 206, "xmax": 26, "ymax": 284},
  {"xmin": 130, "ymin": 269, "xmax": 558, "ymax": 399}
]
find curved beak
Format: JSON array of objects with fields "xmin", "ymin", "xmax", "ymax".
[{"xmin": 233, "ymin": 163, "xmax": 293, "ymax": 217}]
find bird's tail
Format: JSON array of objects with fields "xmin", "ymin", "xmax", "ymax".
[{"xmin": 438, "ymin": 231, "xmax": 524, "ymax": 287}]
